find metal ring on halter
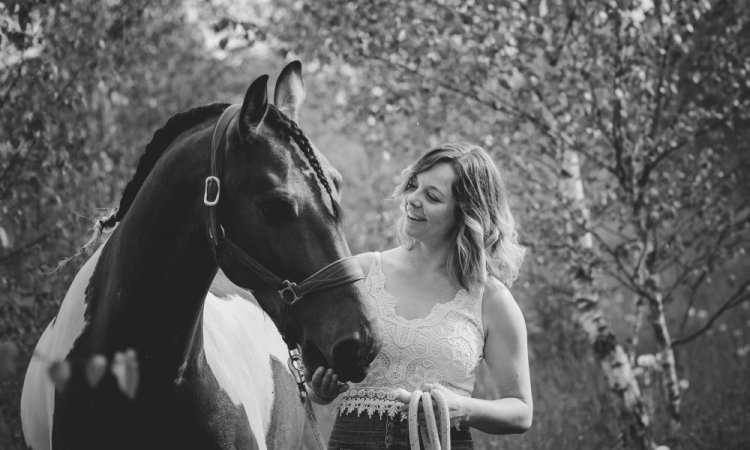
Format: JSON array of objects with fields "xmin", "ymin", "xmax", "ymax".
[
  {"xmin": 203, "ymin": 176, "xmax": 221, "ymax": 206},
  {"xmin": 278, "ymin": 280, "xmax": 301, "ymax": 304}
]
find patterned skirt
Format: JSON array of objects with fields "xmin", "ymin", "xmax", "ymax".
[{"xmin": 328, "ymin": 411, "xmax": 474, "ymax": 450}]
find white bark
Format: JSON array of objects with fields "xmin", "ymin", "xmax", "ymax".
[{"xmin": 561, "ymin": 149, "xmax": 656, "ymax": 449}]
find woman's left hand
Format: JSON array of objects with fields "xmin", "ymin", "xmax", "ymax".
[
  {"xmin": 308, "ymin": 366, "xmax": 349, "ymax": 404},
  {"xmin": 393, "ymin": 383, "xmax": 468, "ymax": 426}
]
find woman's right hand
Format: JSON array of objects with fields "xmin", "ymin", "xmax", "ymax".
[{"xmin": 308, "ymin": 366, "xmax": 349, "ymax": 404}]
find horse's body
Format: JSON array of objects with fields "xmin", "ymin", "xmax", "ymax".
[
  {"xmin": 22, "ymin": 247, "xmax": 305, "ymax": 450},
  {"xmin": 20, "ymin": 62, "xmax": 380, "ymax": 449}
]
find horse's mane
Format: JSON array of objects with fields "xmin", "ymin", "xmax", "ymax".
[
  {"xmin": 102, "ymin": 102, "xmax": 230, "ymax": 228},
  {"xmin": 48, "ymin": 103, "xmax": 230, "ymax": 272}
]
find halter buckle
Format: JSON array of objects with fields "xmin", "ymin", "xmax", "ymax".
[
  {"xmin": 279, "ymin": 280, "xmax": 301, "ymax": 304},
  {"xmin": 204, "ymin": 176, "xmax": 221, "ymax": 206}
]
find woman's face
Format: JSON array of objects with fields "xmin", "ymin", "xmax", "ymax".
[{"xmin": 402, "ymin": 162, "xmax": 457, "ymax": 245}]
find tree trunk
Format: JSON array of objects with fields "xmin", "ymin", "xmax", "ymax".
[
  {"xmin": 561, "ymin": 149, "xmax": 656, "ymax": 449},
  {"xmin": 642, "ymin": 265, "xmax": 682, "ymax": 428}
]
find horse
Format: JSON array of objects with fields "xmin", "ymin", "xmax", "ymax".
[{"xmin": 20, "ymin": 61, "xmax": 381, "ymax": 450}]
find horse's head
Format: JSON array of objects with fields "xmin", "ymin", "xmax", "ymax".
[{"xmin": 210, "ymin": 61, "xmax": 380, "ymax": 382}]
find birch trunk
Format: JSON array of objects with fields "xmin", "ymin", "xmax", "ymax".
[
  {"xmin": 642, "ymin": 265, "xmax": 682, "ymax": 427},
  {"xmin": 560, "ymin": 149, "xmax": 655, "ymax": 449}
]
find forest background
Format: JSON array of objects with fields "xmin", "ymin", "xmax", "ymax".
[{"xmin": 1, "ymin": 0, "xmax": 748, "ymax": 449}]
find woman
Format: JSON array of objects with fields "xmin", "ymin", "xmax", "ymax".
[{"xmin": 309, "ymin": 142, "xmax": 532, "ymax": 449}]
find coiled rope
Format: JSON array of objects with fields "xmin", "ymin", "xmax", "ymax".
[{"xmin": 408, "ymin": 389, "xmax": 451, "ymax": 450}]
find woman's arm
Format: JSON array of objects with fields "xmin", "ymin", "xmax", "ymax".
[
  {"xmin": 462, "ymin": 279, "xmax": 533, "ymax": 434},
  {"xmin": 394, "ymin": 279, "xmax": 533, "ymax": 434}
]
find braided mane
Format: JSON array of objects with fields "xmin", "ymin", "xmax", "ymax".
[{"xmin": 267, "ymin": 106, "xmax": 340, "ymax": 219}]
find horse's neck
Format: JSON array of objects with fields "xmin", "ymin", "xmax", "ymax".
[{"xmin": 77, "ymin": 146, "xmax": 216, "ymax": 377}]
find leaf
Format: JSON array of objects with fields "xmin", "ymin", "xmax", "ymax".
[
  {"xmin": 0, "ymin": 226, "xmax": 9, "ymax": 248},
  {"xmin": 85, "ymin": 354, "xmax": 108, "ymax": 388},
  {"xmin": 111, "ymin": 349, "xmax": 139, "ymax": 400},
  {"xmin": 48, "ymin": 360, "xmax": 72, "ymax": 393}
]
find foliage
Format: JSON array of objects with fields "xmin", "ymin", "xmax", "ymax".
[{"xmin": 0, "ymin": 1, "xmax": 235, "ymax": 447}]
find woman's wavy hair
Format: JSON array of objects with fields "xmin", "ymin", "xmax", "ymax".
[{"xmin": 395, "ymin": 142, "xmax": 526, "ymax": 292}]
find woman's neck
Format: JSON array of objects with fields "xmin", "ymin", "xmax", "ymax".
[{"xmin": 403, "ymin": 240, "xmax": 451, "ymax": 274}]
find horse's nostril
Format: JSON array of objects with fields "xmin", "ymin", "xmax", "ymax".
[{"xmin": 330, "ymin": 333, "xmax": 362, "ymax": 366}]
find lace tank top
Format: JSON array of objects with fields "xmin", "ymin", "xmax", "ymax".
[{"xmin": 336, "ymin": 252, "xmax": 485, "ymax": 419}]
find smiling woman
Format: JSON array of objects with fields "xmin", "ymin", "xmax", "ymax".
[
  {"xmin": 308, "ymin": 142, "xmax": 532, "ymax": 450},
  {"xmin": 401, "ymin": 162, "xmax": 457, "ymax": 245}
]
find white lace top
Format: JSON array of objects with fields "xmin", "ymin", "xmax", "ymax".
[{"xmin": 336, "ymin": 252, "xmax": 485, "ymax": 420}]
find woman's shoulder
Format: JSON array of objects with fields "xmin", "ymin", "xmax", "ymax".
[
  {"xmin": 355, "ymin": 248, "xmax": 406, "ymax": 280},
  {"xmin": 481, "ymin": 277, "xmax": 526, "ymax": 336},
  {"xmin": 354, "ymin": 252, "xmax": 377, "ymax": 275}
]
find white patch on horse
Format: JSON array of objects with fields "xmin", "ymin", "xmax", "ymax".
[
  {"xmin": 21, "ymin": 245, "xmax": 102, "ymax": 450},
  {"xmin": 21, "ymin": 253, "xmax": 305, "ymax": 450},
  {"xmin": 203, "ymin": 270, "xmax": 297, "ymax": 449}
]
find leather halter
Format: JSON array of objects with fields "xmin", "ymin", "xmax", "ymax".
[{"xmin": 204, "ymin": 104, "xmax": 365, "ymax": 350}]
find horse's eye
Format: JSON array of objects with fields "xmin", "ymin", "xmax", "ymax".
[{"xmin": 259, "ymin": 199, "xmax": 298, "ymax": 223}]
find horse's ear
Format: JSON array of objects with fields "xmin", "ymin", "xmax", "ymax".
[
  {"xmin": 274, "ymin": 60, "xmax": 306, "ymax": 122},
  {"xmin": 238, "ymin": 74, "xmax": 269, "ymax": 139}
]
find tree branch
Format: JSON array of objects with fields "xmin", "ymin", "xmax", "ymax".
[
  {"xmin": 673, "ymin": 279, "xmax": 750, "ymax": 346},
  {"xmin": 0, "ymin": 232, "xmax": 51, "ymax": 264},
  {"xmin": 639, "ymin": 106, "xmax": 738, "ymax": 188}
]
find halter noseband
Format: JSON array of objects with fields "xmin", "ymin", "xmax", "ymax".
[{"xmin": 203, "ymin": 104, "xmax": 365, "ymax": 353}]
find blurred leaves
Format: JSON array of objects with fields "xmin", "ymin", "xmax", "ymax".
[
  {"xmin": 264, "ymin": 0, "xmax": 750, "ymax": 338},
  {"xmin": 111, "ymin": 349, "xmax": 139, "ymax": 400},
  {"xmin": 85, "ymin": 354, "xmax": 107, "ymax": 388},
  {"xmin": 40, "ymin": 350, "xmax": 139, "ymax": 399},
  {"xmin": 0, "ymin": 341, "xmax": 19, "ymax": 379},
  {"xmin": 47, "ymin": 360, "xmax": 71, "ymax": 393}
]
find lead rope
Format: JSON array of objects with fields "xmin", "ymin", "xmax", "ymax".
[
  {"xmin": 304, "ymin": 399, "xmax": 326, "ymax": 450},
  {"xmin": 408, "ymin": 389, "xmax": 451, "ymax": 450}
]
